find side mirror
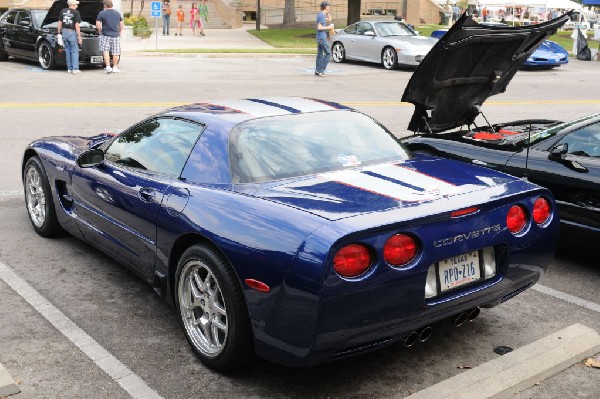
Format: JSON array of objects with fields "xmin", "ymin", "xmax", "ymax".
[
  {"xmin": 364, "ymin": 31, "xmax": 375, "ymax": 36},
  {"xmin": 77, "ymin": 148, "xmax": 104, "ymax": 168},
  {"xmin": 548, "ymin": 143, "xmax": 568, "ymax": 161}
]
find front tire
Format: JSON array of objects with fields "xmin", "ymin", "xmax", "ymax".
[
  {"xmin": 332, "ymin": 42, "xmax": 345, "ymax": 63},
  {"xmin": 176, "ymin": 244, "xmax": 254, "ymax": 370},
  {"xmin": 23, "ymin": 156, "xmax": 63, "ymax": 237},
  {"xmin": 38, "ymin": 41, "xmax": 56, "ymax": 70},
  {"xmin": 382, "ymin": 47, "xmax": 398, "ymax": 70}
]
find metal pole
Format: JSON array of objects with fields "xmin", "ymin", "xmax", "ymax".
[{"xmin": 155, "ymin": 16, "xmax": 158, "ymax": 50}]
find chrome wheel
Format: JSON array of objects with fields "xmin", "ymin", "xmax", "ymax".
[
  {"xmin": 332, "ymin": 42, "xmax": 345, "ymax": 63},
  {"xmin": 25, "ymin": 164, "xmax": 46, "ymax": 228},
  {"xmin": 178, "ymin": 260, "xmax": 228, "ymax": 358},
  {"xmin": 38, "ymin": 42, "xmax": 55, "ymax": 70},
  {"xmin": 382, "ymin": 47, "xmax": 398, "ymax": 70}
]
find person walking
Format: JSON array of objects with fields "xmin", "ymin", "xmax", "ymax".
[
  {"xmin": 197, "ymin": 0, "xmax": 208, "ymax": 36},
  {"xmin": 189, "ymin": 3, "xmax": 199, "ymax": 36},
  {"xmin": 162, "ymin": 0, "xmax": 171, "ymax": 35},
  {"xmin": 315, "ymin": 1, "xmax": 334, "ymax": 77},
  {"xmin": 176, "ymin": 5, "xmax": 185, "ymax": 35},
  {"xmin": 57, "ymin": 0, "xmax": 82, "ymax": 74},
  {"xmin": 96, "ymin": 0, "xmax": 123, "ymax": 74}
]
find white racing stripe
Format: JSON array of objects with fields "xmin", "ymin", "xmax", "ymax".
[
  {"xmin": 0, "ymin": 259, "xmax": 164, "ymax": 399},
  {"xmin": 323, "ymin": 165, "xmax": 460, "ymax": 202}
]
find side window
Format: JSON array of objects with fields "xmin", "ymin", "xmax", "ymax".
[
  {"xmin": 356, "ymin": 22, "xmax": 373, "ymax": 35},
  {"xmin": 1, "ymin": 10, "xmax": 17, "ymax": 24},
  {"xmin": 105, "ymin": 118, "xmax": 204, "ymax": 176},
  {"xmin": 16, "ymin": 11, "xmax": 31, "ymax": 26},
  {"xmin": 344, "ymin": 24, "xmax": 357, "ymax": 34},
  {"xmin": 556, "ymin": 123, "xmax": 600, "ymax": 158}
]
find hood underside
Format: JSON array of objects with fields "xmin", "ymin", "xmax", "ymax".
[
  {"xmin": 402, "ymin": 12, "xmax": 571, "ymax": 133},
  {"xmin": 42, "ymin": 0, "xmax": 103, "ymax": 27}
]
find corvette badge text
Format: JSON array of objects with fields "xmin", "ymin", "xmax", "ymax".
[{"xmin": 434, "ymin": 224, "xmax": 502, "ymax": 248}]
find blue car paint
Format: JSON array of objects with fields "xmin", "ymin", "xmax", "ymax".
[{"xmin": 24, "ymin": 97, "xmax": 560, "ymax": 367}]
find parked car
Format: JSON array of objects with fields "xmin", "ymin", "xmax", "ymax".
[
  {"xmin": 0, "ymin": 0, "xmax": 104, "ymax": 70},
  {"xmin": 403, "ymin": 13, "xmax": 598, "ymax": 250},
  {"xmin": 23, "ymin": 96, "xmax": 560, "ymax": 370},
  {"xmin": 431, "ymin": 21, "xmax": 569, "ymax": 69},
  {"xmin": 330, "ymin": 20, "xmax": 438, "ymax": 70}
]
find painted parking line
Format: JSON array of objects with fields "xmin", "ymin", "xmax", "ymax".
[
  {"xmin": 533, "ymin": 284, "xmax": 600, "ymax": 313},
  {"xmin": 0, "ymin": 191, "xmax": 22, "ymax": 197},
  {"xmin": 0, "ymin": 258, "xmax": 164, "ymax": 399}
]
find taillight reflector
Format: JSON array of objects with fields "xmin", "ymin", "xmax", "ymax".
[
  {"xmin": 383, "ymin": 234, "xmax": 418, "ymax": 266},
  {"xmin": 333, "ymin": 244, "xmax": 372, "ymax": 278},
  {"xmin": 245, "ymin": 279, "xmax": 270, "ymax": 292},
  {"xmin": 451, "ymin": 207, "xmax": 479, "ymax": 218},
  {"xmin": 533, "ymin": 197, "xmax": 551, "ymax": 225},
  {"xmin": 507, "ymin": 205, "xmax": 527, "ymax": 234}
]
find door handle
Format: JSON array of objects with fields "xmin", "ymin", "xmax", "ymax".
[{"xmin": 139, "ymin": 188, "xmax": 155, "ymax": 202}]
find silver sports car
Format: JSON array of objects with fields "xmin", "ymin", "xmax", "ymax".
[{"xmin": 330, "ymin": 20, "xmax": 438, "ymax": 70}]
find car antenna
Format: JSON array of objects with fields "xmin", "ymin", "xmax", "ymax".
[{"xmin": 475, "ymin": 105, "xmax": 495, "ymax": 133}]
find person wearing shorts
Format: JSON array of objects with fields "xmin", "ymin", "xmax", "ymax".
[{"xmin": 96, "ymin": 0, "xmax": 123, "ymax": 73}]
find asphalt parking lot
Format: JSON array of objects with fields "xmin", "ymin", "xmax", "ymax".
[{"xmin": 0, "ymin": 44, "xmax": 599, "ymax": 398}]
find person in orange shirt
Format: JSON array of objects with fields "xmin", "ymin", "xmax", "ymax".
[{"xmin": 176, "ymin": 5, "xmax": 185, "ymax": 35}]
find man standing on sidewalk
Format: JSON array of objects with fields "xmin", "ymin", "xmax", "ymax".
[
  {"xmin": 96, "ymin": 0, "xmax": 123, "ymax": 73},
  {"xmin": 315, "ymin": 1, "xmax": 335, "ymax": 77},
  {"xmin": 162, "ymin": 0, "xmax": 171, "ymax": 35}
]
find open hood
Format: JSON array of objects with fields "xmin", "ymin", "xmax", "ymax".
[
  {"xmin": 42, "ymin": 0, "xmax": 103, "ymax": 27},
  {"xmin": 401, "ymin": 12, "xmax": 571, "ymax": 133}
]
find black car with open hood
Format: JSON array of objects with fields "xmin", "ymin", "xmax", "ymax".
[
  {"xmin": 401, "ymin": 12, "xmax": 600, "ymax": 251},
  {"xmin": 0, "ymin": 0, "xmax": 104, "ymax": 70}
]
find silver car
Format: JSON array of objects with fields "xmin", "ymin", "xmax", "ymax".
[{"xmin": 330, "ymin": 20, "xmax": 438, "ymax": 70}]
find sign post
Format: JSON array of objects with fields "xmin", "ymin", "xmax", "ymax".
[{"xmin": 151, "ymin": 1, "xmax": 161, "ymax": 50}]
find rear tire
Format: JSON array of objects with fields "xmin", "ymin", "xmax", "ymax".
[
  {"xmin": 0, "ymin": 39, "xmax": 8, "ymax": 61},
  {"xmin": 332, "ymin": 42, "xmax": 345, "ymax": 63},
  {"xmin": 382, "ymin": 47, "xmax": 398, "ymax": 70},
  {"xmin": 175, "ymin": 244, "xmax": 254, "ymax": 371},
  {"xmin": 23, "ymin": 156, "xmax": 63, "ymax": 237}
]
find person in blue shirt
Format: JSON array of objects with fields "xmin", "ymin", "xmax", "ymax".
[{"xmin": 315, "ymin": 1, "xmax": 335, "ymax": 77}]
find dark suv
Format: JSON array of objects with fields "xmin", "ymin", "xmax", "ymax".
[{"xmin": 0, "ymin": 0, "xmax": 103, "ymax": 69}]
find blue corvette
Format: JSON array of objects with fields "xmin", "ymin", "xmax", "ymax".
[
  {"xmin": 22, "ymin": 17, "xmax": 563, "ymax": 370},
  {"xmin": 431, "ymin": 20, "xmax": 569, "ymax": 69}
]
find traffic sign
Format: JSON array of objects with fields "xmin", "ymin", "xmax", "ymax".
[{"xmin": 151, "ymin": 1, "xmax": 161, "ymax": 18}]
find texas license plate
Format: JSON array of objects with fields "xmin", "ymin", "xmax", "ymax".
[
  {"xmin": 90, "ymin": 56, "xmax": 103, "ymax": 64},
  {"xmin": 438, "ymin": 251, "xmax": 480, "ymax": 292}
]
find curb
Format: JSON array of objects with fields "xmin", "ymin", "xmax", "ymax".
[
  {"xmin": 402, "ymin": 323, "xmax": 600, "ymax": 399},
  {"xmin": 0, "ymin": 362, "xmax": 20, "ymax": 398}
]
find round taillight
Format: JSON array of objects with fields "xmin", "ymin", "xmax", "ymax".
[
  {"xmin": 507, "ymin": 205, "xmax": 527, "ymax": 234},
  {"xmin": 533, "ymin": 197, "xmax": 551, "ymax": 225},
  {"xmin": 333, "ymin": 244, "xmax": 372, "ymax": 278},
  {"xmin": 384, "ymin": 234, "xmax": 418, "ymax": 266}
]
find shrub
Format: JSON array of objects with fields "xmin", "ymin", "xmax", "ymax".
[{"xmin": 132, "ymin": 16, "xmax": 152, "ymax": 38}]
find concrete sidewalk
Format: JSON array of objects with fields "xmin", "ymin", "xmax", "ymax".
[{"xmin": 121, "ymin": 23, "xmax": 275, "ymax": 54}]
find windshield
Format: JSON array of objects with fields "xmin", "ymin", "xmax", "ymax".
[
  {"xmin": 32, "ymin": 10, "xmax": 46, "ymax": 28},
  {"xmin": 230, "ymin": 110, "xmax": 410, "ymax": 183},
  {"xmin": 375, "ymin": 22, "xmax": 415, "ymax": 37}
]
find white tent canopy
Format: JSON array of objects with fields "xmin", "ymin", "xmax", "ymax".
[{"xmin": 475, "ymin": 0, "xmax": 582, "ymax": 8}]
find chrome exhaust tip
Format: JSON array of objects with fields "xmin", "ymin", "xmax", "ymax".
[
  {"xmin": 418, "ymin": 326, "xmax": 433, "ymax": 343},
  {"xmin": 454, "ymin": 312, "xmax": 469, "ymax": 327},
  {"xmin": 403, "ymin": 331, "xmax": 419, "ymax": 348},
  {"xmin": 468, "ymin": 307, "xmax": 480, "ymax": 321}
]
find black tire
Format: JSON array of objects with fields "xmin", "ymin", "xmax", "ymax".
[
  {"xmin": 23, "ymin": 156, "xmax": 63, "ymax": 237},
  {"xmin": 332, "ymin": 42, "xmax": 345, "ymax": 63},
  {"xmin": 38, "ymin": 41, "xmax": 56, "ymax": 70},
  {"xmin": 382, "ymin": 47, "xmax": 398, "ymax": 70},
  {"xmin": 175, "ymin": 244, "xmax": 254, "ymax": 370},
  {"xmin": 0, "ymin": 38, "xmax": 8, "ymax": 61}
]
